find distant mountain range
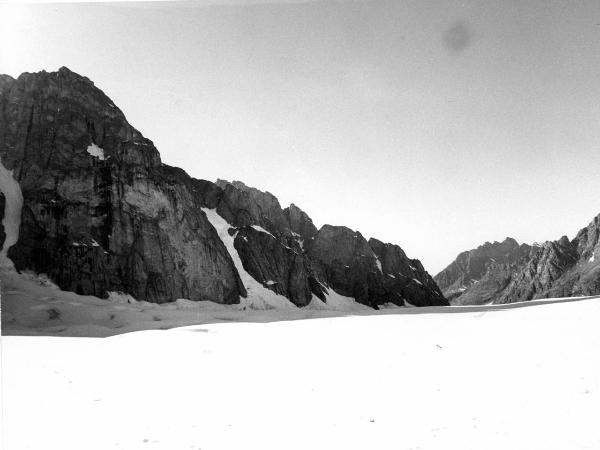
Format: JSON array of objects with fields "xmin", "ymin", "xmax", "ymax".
[
  {"xmin": 0, "ymin": 67, "xmax": 447, "ymax": 309},
  {"xmin": 2, "ymin": 67, "xmax": 598, "ymax": 310},
  {"xmin": 435, "ymin": 216, "xmax": 600, "ymax": 305}
]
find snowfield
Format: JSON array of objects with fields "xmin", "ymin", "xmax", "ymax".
[
  {"xmin": 2, "ymin": 269, "xmax": 600, "ymax": 450},
  {"xmin": 0, "ymin": 156, "xmax": 23, "ymax": 269}
]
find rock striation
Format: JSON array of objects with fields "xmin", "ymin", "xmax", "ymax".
[
  {"xmin": 0, "ymin": 67, "xmax": 447, "ymax": 308},
  {"xmin": 434, "ymin": 238, "xmax": 531, "ymax": 304},
  {"xmin": 435, "ymin": 216, "xmax": 600, "ymax": 305},
  {"xmin": 0, "ymin": 67, "xmax": 244, "ymax": 303}
]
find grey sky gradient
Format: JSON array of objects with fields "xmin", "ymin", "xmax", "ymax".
[{"xmin": 2, "ymin": 0, "xmax": 600, "ymax": 274}]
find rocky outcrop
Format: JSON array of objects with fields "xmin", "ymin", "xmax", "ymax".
[
  {"xmin": 306, "ymin": 227, "xmax": 447, "ymax": 307},
  {"xmin": 0, "ymin": 67, "xmax": 245, "ymax": 303},
  {"xmin": 436, "ymin": 216, "xmax": 600, "ymax": 305},
  {"xmin": 369, "ymin": 238, "xmax": 447, "ymax": 306},
  {"xmin": 491, "ymin": 236, "xmax": 579, "ymax": 304},
  {"xmin": 233, "ymin": 226, "xmax": 322, "ymax": 306},
  {"xmin": 283, "ymin": 203, "xmax": 318, "ymax": 241},
  {"xmin": 435, "ymin": 238, "xmax": 531, "ymax": 303},
  {"xmin": 214, "ymin": 179, "xmax": 289, "ymax": 236},
  {"xmin": 307, "ymin": 225, "xmax": 383, "ymax": 307},
  {"xmin": 195, "ymin": 179, "xmax": 327, "ymax": 305},
  {"xmin": 0, "ymin": 67, "xmax": 446, "ymax": 309}
]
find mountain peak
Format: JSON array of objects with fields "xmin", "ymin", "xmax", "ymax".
[
  {"xmin": 436, "ymin": 213, "xmax": 600, "ymax": 305},
  {"xmin": 435, "ymin": 236, "xmax": 532, "ymax": 302},
  {"xmin": 0, "ymin": 67, "xmax": 448, "ymax": 310},
  {"xmin": 14, "ymin": 66, "xmax": 94, "ymax": 86}
]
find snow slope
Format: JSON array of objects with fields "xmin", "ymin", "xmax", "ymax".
[
  {"xmin": 2, "ymin": 294, "xmax": 599, "ymax": 450},
  {"xmin": 0, "ymin": 206, "xmax": 378, "ymax": 338},
  {"xmin": 0, "ymin": 156, "xmax": 23, "ymax": 269},
  {"xmin": 1, "ymin": 268, "xmax": 375, "ymax": 337},
  {"xmin": 2, "ymin": 188, "xmax": 599, "ymax": 449},
  {"xmin": 202, "ymin": 208, "xmax": 298, "ymax": 310},
  {"xmin": 0, "ymin": 208, "xmax": 384, "ymax": 337},
  {"xmin": 1, "ymin": 252, "xmax": 385, "ymax": 338}
]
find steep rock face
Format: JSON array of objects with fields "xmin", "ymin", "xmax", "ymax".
[
  {"xmin": 198, "ymin": 180, "xmax": 326, "ymax": 305},
  {"xmin": 369, "ymin": 238, "xmax": 446, "ymax": 306},
  {"xmin": 307, "ymin": 225, "xmax": 382, "ymax": 307},
  {"xmin": 566, "ymin": 215, "xmax": 600, "ymax": 296},
  {"xmin": 233, "ymin": 226, "xmax": 321, "ymax": 306},
  {"xmin": 0, "ymin": 67, "xmax": 245, "ymax": 303},
  {"xmin": 435, "ymin": 238, "xmax": 531, "ymax": 302},
  {"xmin": 283, "ymin": 203, "xmax": 318, "ymax": 241},
  {"xmin": 437, "ymin": 215, "xmax": 600, "ymax": 305},
  {"xmin": 493, "ymin": 237, "xmax": 579, "ymax": 304},
  {"xmin": 449, "ymin": 264, "xmax": 515, "ymax": 306},
  {"xmin": 307, "ymin": 226, "xmax": 447, "ymax": 307},
  {"xmin": 215, "ymin": 179, "xmax": 290, "ymax": 236},
  {"xmin": 0, "ymin": 67, "xmax": 446, "ymax": 309},
  {"xmin": 0, "ymin": 75, "xmax": 15, "ymax": 93},
  {"xmin": 212, "ymin": 184, "xmax": 447, "ymax": 308}
]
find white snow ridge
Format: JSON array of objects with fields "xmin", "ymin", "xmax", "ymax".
[
  {"xmin": 86, "ymin": 142, "xmax": 105, "ymax": 160},
  {"xmin": 0, "ymin": 156, "xmax": 24, "ymax": 269}
]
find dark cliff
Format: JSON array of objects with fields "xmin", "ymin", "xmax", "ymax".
[
  {"xmin": 0, "ymin": 67, "xmax": 447, "ymax": 308},
  {"xmin": 0, "ymin": 67, "xmax": 245, "ymax": 303}
]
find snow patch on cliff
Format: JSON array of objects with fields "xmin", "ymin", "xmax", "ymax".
[
  {"xmin": 86, "ymin": 142, "xmax": 105, "ymax": 160},
  {"xmin": 375, "ymin": 256, "xmax": 383, "ymax": 273},
  {"xmin": 0, "ymin": 156, "xmax": 23, "ymax": 269},
  {"xmin": 251, "ymin": 225, "xmax": 276, "ymax": 239},
  {"xmin": 202, "ymin": 208, "xmax": 295, "ymax": 310}
]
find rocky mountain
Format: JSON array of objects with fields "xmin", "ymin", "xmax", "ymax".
[
  {"xmin": 434, "ymin": 238, "xmax": 532, "ymax": 303},
  {"xmin": 0, "ymin": 67, "xmax": 447, "ymax": 309},
  {"xmin": 435, "ymin": 216, "xmax": 600, "ymax": 305}
]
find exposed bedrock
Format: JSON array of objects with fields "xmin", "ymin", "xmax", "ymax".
[
  {"xmin": 436, "ymin": 215, "xmax": 600, "ymax": 305},
  {"xmin": 0, "ymin": 67, "xmax": 446, "ymax": 307}
]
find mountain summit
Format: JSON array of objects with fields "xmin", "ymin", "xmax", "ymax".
[
  {"xmin": 435, "ymin": 217, "xmax": 600, "ymax": 305},
  {"xmin": 0, "ymin": 67, "xmax": 447, "ymax": 309}
]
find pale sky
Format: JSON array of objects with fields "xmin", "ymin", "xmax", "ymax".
[{"xmin": 2, "ymin": 0, "xmax": 600, "ymax": 274}]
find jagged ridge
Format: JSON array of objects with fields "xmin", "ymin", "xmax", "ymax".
[
  {"xmin": 435, "ymin": 217, "xmax": 600, "ymax": 305},
  {"xmin": 0, "ymin": 67, "xmax": 448, "ymax": 308}
]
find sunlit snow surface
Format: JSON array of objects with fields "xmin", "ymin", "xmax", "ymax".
[
  {"xmin": 250, "ymin": 224, "xmax": 276, "ymax": 239},
  {"xmin": 0, "ymin": 156, "xmax": 24, "ymax": 269},
  {"xmin": 2, "ymin": 207, "xmax": 600, "ymax": 450},
  {"xmin": 375, "ymin": 255, "xmax": 383, "ymax": 273},
  {"xmin": 2, "ymin": 266, "xmax": 600, "ymax": 450}
]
